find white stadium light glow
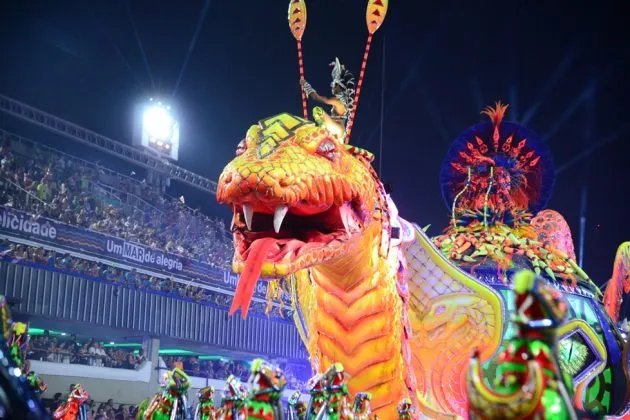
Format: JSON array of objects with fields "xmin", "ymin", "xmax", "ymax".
[
  {"xmin": 143, "ymin": 106, "xmax": 175, "ymax": 141},
  {"xmin": 133, "ymin": 98, "xmax": 180, "ymax": 161}
]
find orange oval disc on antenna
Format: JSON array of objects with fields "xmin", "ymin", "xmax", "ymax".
[
  {"xmin": 288, "ymin": 0, "xmax": 307, "ymax": 41},
  {"xmin": 366, "ymin": 0, "xmax": 389, "ymax": 34}
]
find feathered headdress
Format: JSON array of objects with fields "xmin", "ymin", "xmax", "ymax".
[{"xmin": 329, "ymin": 57, "xmax": 355, "ymax": 91}]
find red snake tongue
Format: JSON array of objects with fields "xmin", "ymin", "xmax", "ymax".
[{"xmin": 229, "ymin": 238, "xmax": 276, "ymax": 319}]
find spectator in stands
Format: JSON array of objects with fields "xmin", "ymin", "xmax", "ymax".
[
  {"xmin": 117, "ymin": 404, "xmax": 131, "ymax": 420},
  {"xmin": 0, "ymin": 138, "xmax": 234, "ymax": 269}
]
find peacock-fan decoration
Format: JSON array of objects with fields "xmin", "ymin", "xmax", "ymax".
[{"xmin": 433, "ymin": 102, "xmax": 597, "ymax": 290}]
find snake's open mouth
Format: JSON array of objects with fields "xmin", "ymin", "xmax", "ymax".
[
  {"xmin": 232, "ymin": 199, "xmax": 365, "ymax": 277},
  {"xmin": 226, "ymin": 197, "xmax": 365, "ymax": 318}
]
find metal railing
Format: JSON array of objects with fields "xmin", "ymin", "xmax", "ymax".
[
  {"xmin": 0, "ymin": 95, "xmax": 218, "ymax": 193},
  {"xmin": 0, "ymin": 175, "xmax": 54, "ymax": 209},
  {"xmin": 0, "ymin": 261, "xmax": 306, "ymax": 358}
]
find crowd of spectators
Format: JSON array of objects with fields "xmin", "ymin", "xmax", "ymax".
[
  {"xmin": 0, "ymin": 240, "xmax": 291, "ymax": 319},
  {"xmin": 24, "ymin": 330, "xmax": 308, "ymax": 389},
  {"xmin": 0, "ymin": 136, "xmax": 233, "ymax": 269},
  {"xmin": 27, "ymin": 333, "xmax": 145, "ymax": 370}
]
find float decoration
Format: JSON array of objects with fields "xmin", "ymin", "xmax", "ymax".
[
  {"xmin": 288, "ymin": 0, "xmax": 308, "ymax": 119},
  {"xmin": 291, "ymin": 0, "xmax": 388, "ymax": 144},
  {"xmin": 531, "ymin": 209, "xmax": 577, "ymax": 261},
  {"xmin": 218, "ymin": 3, "xmax": 629, "ymax": 416},
  {"xmin": 218, "ymin": 112, "xmax": 423, "ymax": 418},
  {"xmin": 603, "ymin": 241, "xmax": 630, "ymax": 323},
  {"xmin": 434, "ymin": 102, "xmax": 600, "ymax": 290},
  {"xmin": 466, "ymin": 270, "xmax": 578, "ymax": 419},
  {"xmin": 344, "ymin": 0, "xmax": 389, "ymax": 143}
]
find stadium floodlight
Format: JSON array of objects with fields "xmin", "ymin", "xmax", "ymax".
[{"xmin": 133, "ymin": 98, "xmax": 180, "ymax": 161}]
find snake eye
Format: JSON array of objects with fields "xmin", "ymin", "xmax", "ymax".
[
  {"xmin": 316, "ymin": 139, "xmax": 338, "ymax": 161},
  {"xmin": 236, "ymin": 139, "xmax": 247, "ymax": 156}
]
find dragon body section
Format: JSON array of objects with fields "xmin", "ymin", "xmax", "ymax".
[
  {"xmin": 293, "ymin": 225, "xmax": 408, "ymax": 413},
  {"xmin": 217, "ymin": 113, "xmax": 501, "ymax": 419}
]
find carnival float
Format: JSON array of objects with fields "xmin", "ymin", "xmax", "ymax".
[
  {"xmin": 215, "ymin": 0, "xmax": 630, "ymax": 419},
  {"xmin": 0, "ymin": 1, "xmax": 627, "ymax": 419}
]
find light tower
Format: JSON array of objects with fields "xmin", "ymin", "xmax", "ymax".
[{"xmin": 133, "ymin": 98, "xmax": 180, "ymax": 161}]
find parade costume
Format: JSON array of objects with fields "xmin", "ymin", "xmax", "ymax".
[
  {"xmin": 53, "ymin": 384, "xmax": 89, "ymax": 420},
  {"xmin": 195, "ymin": 386, "xmax": 217, "ymax": 420},
  {"xmin": 137, "ymin": 368, "xmax": 191, "ymax": 420},
  {"xmin": 245, "ymin": 359, "xmax": 287, "ymax": 420},
  {"xmin": 217, "ymin": 375, "xmax": 248, "ymax": 420},
  {"xmin": 288, "ymin": 391, "xmax": 306, "ymax": 420}
]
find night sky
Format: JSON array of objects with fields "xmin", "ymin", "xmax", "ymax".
[{"xmin": 1, "ymin": 1, "xmax": 628, "ymax": 315}]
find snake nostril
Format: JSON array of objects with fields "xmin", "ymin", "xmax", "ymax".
[
  {"xmin": 279, "ymin": 178, "xmax": 290, "ymax": 187},
  {"xmin": 223, "ymin": 173, "xmax": 233, "ymax": 184}
]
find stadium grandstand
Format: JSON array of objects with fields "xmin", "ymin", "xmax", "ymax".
[{"xmin": 0, "ymin": 94, "xmax": 310, "ymax": 416}]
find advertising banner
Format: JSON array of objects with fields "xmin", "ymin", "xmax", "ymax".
[{"xmin": 0, "ymin": 206, "xmax": 270, "ymax": 298}]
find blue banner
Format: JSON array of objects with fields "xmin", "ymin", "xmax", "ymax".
[{"xmin": 0, "ymin": 206, "xmax": 270, "ymax": 297}]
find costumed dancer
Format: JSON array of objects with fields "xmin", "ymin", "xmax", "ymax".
[
  {"xmin": 305, "ymin": 373, "xmax": 327, "ymax": 420},
  {"xmin": 288, "ymin": 391, "xmax": 306, "ymax": 420},
  {"xmin": 8, "ymin": 320, "xmax": 29, "ymax": 369},
  {"xmin": 26, "ymin": 368, "xmax": 48, "ymax": 396},
  {"xmin": 217, "ymin": 375, "xmax": 247, "ymax": 420},
  {"xmin": 7, "ymin": 319, "xmax": 48, "ymax": 396},
  {"xmin": 396, "ymin": 398, "xmax": 414, "ymax": 420},
  {"xmin": 322, "ymin": 363, "xmax": 353, "ymax": 420},
  {"xmin": 300, "ymin": 59, "xmax": 355, "ymax": 141},
  {"xmin": 246, "ymin": 358, "xmax": 287, "ymax": 420},
  {"xmin": 350, "ymin": 393, "xmax": 373, "ymax": 420},
  {"xmin": 53, "ymin": 383, "xmax": 89, "ymax": 420},
  {"xmin": 137, "ymin": 368, "xmax": 191, "ymax": 420},
  {"xmin": 194, "ymin": 386, "xmax": 217, "ymax": 420},
  {"xmin": 466, "ymin": 269, "xmax": 578, "ymax": 419}
]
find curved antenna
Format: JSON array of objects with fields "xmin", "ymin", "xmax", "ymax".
[
  {"xmin": 344, "ymin": 0, "xmax": 389, "ymax": 143},
  {"xmin": 288, "ymin": 1, "xmax": 309, "ymax": 119}
]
